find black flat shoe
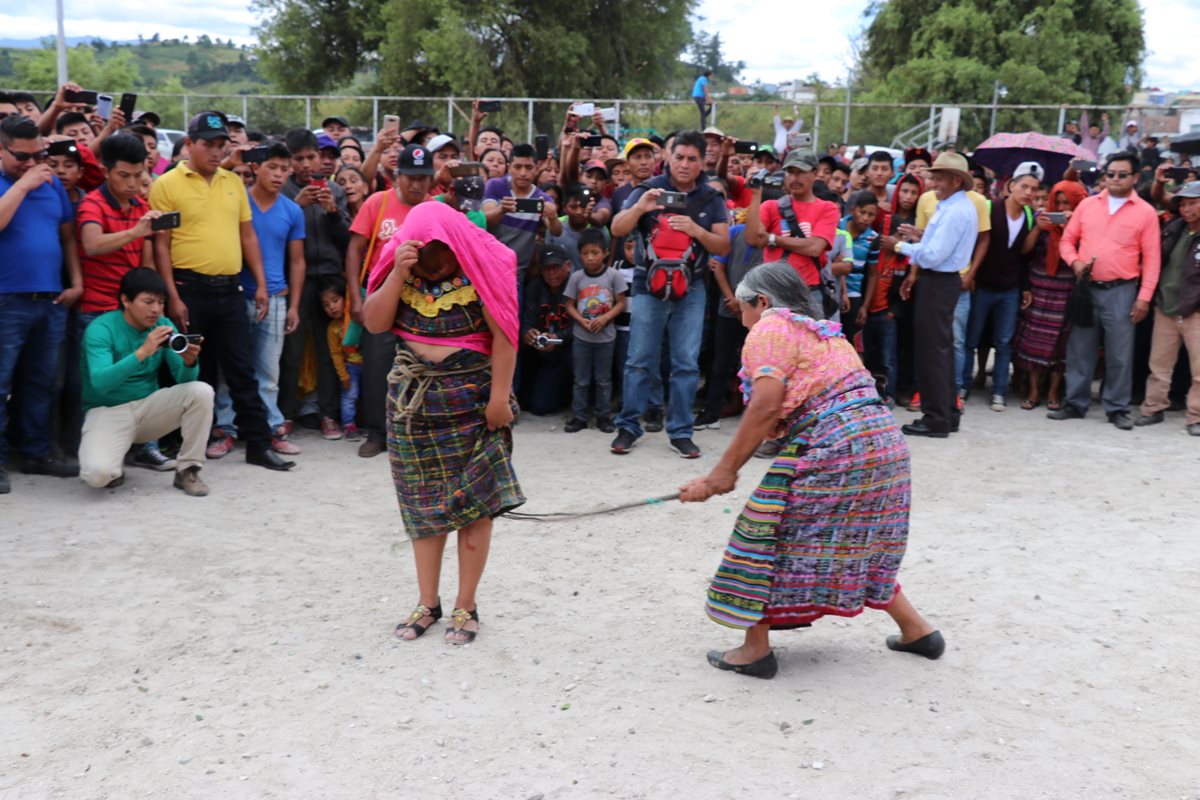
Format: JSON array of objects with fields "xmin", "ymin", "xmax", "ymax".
[
  {"xmin": 886, "ymin": 630, "xmax": 946, "ymax": 660},
  {"xmin": 246, "ymin": 448, "xmax": 296, "ymax": 471},
  {"xmin": 706, "ymin": 649, "xmax": 778, "ymax": 679},
  {"xmin": 901, "ymin": 420, "xmax": 949, "ymax": 439}
]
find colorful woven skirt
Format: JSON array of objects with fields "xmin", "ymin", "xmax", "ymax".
[
  {"xmin": 1015, "ymin": 266, "xmax": 1075, "ymax": 371},
  {"xmin": 706, "ymin": 381, "xmax": 911, "ymax": 630},
  {"xmin": 386, "ymin": 347, "xmax": 525, "ymax": 540}
]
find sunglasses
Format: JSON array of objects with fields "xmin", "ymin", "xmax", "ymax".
[
  {"xmin": 1105, "ymin": 170, "xmax": 1133, "ymax": 179},
  {"xmin": 3, "ymin": 144, "xmax": 49, "ymax": 163}
]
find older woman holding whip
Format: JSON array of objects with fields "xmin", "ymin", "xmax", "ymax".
[{"xmin": 680, "ymin": 262, "xmax": 945, "ymax": 679}]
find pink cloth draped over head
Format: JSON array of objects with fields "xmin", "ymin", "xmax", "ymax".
[{"xmin": 366, "ymin": 201, "xmax": 519, "ymax": 351}]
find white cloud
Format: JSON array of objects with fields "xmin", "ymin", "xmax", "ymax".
[{"xmin": 3, "ymin": 1, "xmax": 1196, "ymax": 93}]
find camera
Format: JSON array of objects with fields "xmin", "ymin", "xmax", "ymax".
[
  {"xmin": 163, "ymin": 333, "xmax": 202, "ymax": 353},
  {"xmin": 534, "ymin": 333, "xmax": 563, "ymax": 348},
  {"xmin": 747, "ymin": 168, "xmax": 770, "ymax": 189}
]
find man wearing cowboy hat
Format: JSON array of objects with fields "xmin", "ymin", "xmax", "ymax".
[
  {"xmin": 893, "ymin": 152, "xmax": 980, "ymax": 438},
  {"xmin": 1137, "ymin": 181, "xmax": 1200, "ymax": 436}
]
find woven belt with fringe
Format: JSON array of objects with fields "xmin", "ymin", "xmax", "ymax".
[{"xmin": 387, "ymin": 348, "xmax": 489, "ymax": 433}]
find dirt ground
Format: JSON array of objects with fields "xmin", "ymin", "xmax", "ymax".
[{"xmin": 2, "ymin": 395, "xmax": 1199, "ymax": 800}]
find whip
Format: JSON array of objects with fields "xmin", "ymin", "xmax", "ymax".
[{"xmin": 502, "ymin": 492, "xmax": 681, "ymax": 522}]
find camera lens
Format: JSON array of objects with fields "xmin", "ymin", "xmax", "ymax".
[{"xmin": 167, "ymin": 333, "xmax": 189, "ymax": 353}]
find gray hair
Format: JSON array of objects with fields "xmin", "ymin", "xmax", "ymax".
[{"xmin": 734, "ymin": 260, "xmax": 819, "ymax": 317}]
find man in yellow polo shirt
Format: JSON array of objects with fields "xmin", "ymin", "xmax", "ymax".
[{"xmin": 150, "ymin": 111, "xmax": 294, "ymax": 471}]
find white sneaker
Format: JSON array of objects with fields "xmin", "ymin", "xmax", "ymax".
[{"xmin": 990, "ymin": 394, "xmax": 1006, "ymax": 412}]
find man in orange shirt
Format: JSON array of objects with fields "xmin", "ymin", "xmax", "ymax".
[{"xmin": 1050, "ymin": 152, "xmax": 1161, "ymax": 430}]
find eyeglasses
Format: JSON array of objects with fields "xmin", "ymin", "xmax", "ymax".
[
  {"xmin": 2, "ymin": 144, "xmax": 49, "ymax": 163},
  {"xmin": 1105, "ymin": 170, "xmax": 1133, "ymax": 179}
]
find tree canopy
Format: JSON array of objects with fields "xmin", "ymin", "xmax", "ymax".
[
  {"xmin": 253, "ymin": 0, "xmax": 699, "ymax": 98},
  {"xmin": 860, "ymin": 0, "xmax": 1145, "ymax": 107}
]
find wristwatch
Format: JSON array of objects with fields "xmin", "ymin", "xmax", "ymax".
[
  {"xmin": 894, "ymin": 240, "xmax": 904, "ymax": 254},
  {"xmin": 768, "ymin": 233, "xmax": 777, "ymax": 248}
]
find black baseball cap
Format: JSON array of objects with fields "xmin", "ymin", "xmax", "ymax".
[
  {"xmin": 453, "ymin": 175, "xmax": 485, "ymax": 211},
  {"xmin": 187, "ymin": 111, "xmax": 230, "ymax": 142},
  {"xmin": 322, "ymin": 115, "xmax": 351, "ymax": 129},
  {"xmin": 404, "ymin": 119, "xmax": 439, "ymax": 136},
  {"xmin": 396, "ymin": 143, "xmax": 435, "ymax": 176},
  {"xmin": 132, "ymin": 110, "xmax": 161, "ymax": 127},
  {"xmin": 539, "ymin": 242, "xmax": 571, "ymax": 267}
]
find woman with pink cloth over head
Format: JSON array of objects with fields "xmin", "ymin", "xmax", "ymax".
[{"xmin": 363, "ymin": 201, "xmax": 525, "ymax": 645}]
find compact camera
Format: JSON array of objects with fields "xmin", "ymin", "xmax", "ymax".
[{"xmin": 534, "ymin": 334, "xmax": 563, "ymax": 348}]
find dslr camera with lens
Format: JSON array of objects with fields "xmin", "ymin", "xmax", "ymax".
[{"xmin": 163, "ymin": 332, "xmax": 202, "ymax": 353}]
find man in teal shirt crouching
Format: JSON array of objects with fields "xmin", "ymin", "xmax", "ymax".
[{"xmin": 80, "ymin": 268, "xmax": 214, "ymax": 495}]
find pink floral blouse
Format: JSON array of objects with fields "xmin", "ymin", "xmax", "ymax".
[{"xmin": 739, "ymin": 308, "xmax": 865, "ymax": 421}]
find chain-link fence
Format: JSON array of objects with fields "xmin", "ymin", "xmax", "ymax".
[{"xmin": 21, "ymin": 89, "xmax": 1167, "ymax": 152}]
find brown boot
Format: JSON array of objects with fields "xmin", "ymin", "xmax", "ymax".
[{"xmin": 173, "ymin": 466, "xmax": 209, "ymax": 497}]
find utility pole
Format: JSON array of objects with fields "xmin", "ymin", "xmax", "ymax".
[{"xmin": 55, "ymin": 0, "xmax": 69, "ymax": 84}]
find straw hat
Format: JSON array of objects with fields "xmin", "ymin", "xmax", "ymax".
[{"xmin": 927, "ymin": 152, "xmax": 973, "ymax": 187}]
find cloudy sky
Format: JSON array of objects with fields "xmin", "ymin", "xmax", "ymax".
[{"xmin": 2, "ymin": 0, "xmax": 1197, "ymax": 93}]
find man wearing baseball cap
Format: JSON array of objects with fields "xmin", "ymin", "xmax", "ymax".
[
  {"xmin": 961, "ymin": 160, "xmax": 1044, "ymax": 412},
  {"xmin": 611, "ymin": 138, "xmax": 656, "ymax": 220},
  {"xmin": 745, "ymin": 150, "xmax": 841, "ymax": 316},
  {"xmin": 345, "ymin": 142, "xmax": 434, "ymax": 457},
  {"xmin": 149, "ymin": 110, "xmax": 294, "ymax": 470},
  {"xmin": 1138, "ymin": 181, "xmax": 1200, "ymax": 435},
  {"xmin": 892, "ymin": 152, "xmax": 980, "ymax": 438},
  {"xmin": 322, "ymin": 116, "xmax": 352, "ymax": 141}
]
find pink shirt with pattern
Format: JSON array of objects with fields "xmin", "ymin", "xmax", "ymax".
[{"xmin": 739, "ymin": 308, "xmax": 865, "ymax": 427}]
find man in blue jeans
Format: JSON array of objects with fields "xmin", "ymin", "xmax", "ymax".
[
  {"xmin": 962, "ymin": 161, "xmax": 1042, "ymax": 411},
  {"xmin": 610, "ymin": 130, "xmax": 730, "ymax": 458},
  {"xmin": 0, "ymin": 113, "xmax": 84, "ymax": 493}
]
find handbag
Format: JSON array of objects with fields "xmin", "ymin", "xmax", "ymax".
[{"xmin": 1066, "ymin": 267, "xmax": 1094, "ymax": 328}]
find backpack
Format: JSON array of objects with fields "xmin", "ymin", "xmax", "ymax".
[
  {"xmin": 642, "ymin": 184, "xmax": 715, "ymax": 302},
  {"xmin": 777, "ymin": 196, "xmax": 840, "ymax": 318}
]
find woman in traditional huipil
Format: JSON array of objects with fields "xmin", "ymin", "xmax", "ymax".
[
  {"xmin": 363, "ymin": 201, "xmax": 525, "ymax": 645},
  {"xmin": 680, "ymin": 262, "xmax": 944, "ymax": 678}
]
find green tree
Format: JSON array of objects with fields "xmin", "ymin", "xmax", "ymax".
[
  {"xmin": 860, "ymin": 0, "xmax": 1144, "ymax": 107},
  {"xmin": 96, "ymin": 48, "xmax": 143, "ymax": 91},
  {"xmin": 15, "ymin": 46, "xmax": 101, "ymax": 90},
  {"xmin": 255, "ymin": 0, "xmax": 696, "ymax": 99},
  {"xmin": 857, "ymin": 0, "xmax": 1144, "ymax": 146}
]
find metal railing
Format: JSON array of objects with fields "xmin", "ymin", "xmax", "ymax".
[{"xmin": 16, "ymin": 88, "xmax": 1172, "ymax": 149}]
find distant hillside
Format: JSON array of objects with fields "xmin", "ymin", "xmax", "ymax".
[{"xmin": 0, "ymin": 37, "xmax": 269, "ymax": 96}]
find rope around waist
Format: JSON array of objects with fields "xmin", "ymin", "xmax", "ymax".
[{"xmin": 387, "ymin": 349, "xmax": 490, "ymax": 433}]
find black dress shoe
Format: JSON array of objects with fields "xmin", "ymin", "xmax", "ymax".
[
  {"xmin": 1108, "ymin": 411, "xmax": 1134, "ymax": 431},
  {"xmin": 886, "ymin": 630, "xmax": 946, "ymax": 660},
  {"xmin": 21, "ymin": 455, "xmax": 80, "ymax": 477},
  {"xmin": 901, "ymin": 420, "xmax": 949, "ymax": 439},
  {"xmin": 1047, "ymin": 405, "xmax": 1084, "ymax": 420},
  {"xmin": 1135, "ymin": 410, "xmax": 1163, "ymax": 427},
  {"xmin": 246, "ymin": 448, "xmax": 296, "ymax": 471},
  {"xmin": 706, "ymin": 649, "xmax": 778, "ymax": 679}
]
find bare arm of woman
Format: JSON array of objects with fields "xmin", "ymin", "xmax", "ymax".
[
  {"xmin": 482, "ymin": 306, "xmax": 516, "ymax": 430},
  {"xmin": 679, "ymin": 375, "xmax": 785, "ymax": 502},
  {"xmin": 362, "ymin": 240, "xmax": 421, "ymax": 334}
]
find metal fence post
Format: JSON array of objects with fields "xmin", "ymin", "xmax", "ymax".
[
  {"xmin": 614, "ymin": 99, "xmax": 622, "ymax": 139},
  {"xmin": 1057, "ymin": 105, "xmax": 1066, "ymax": 134},
  {"xmin": 527, "ymin": 99, "xmax": 534, "ymax": 142},
  {"xmin": 927, "ymin": 104, "xmax": 936, "ymax": 149},
  {"xmin": 843, "ymin": 81, "xmax": 852, "ymax": 144},
  {"xmin": 305, "ymin": 96, "xmax": 312, "ymax": 130},
  {"xmin": 989, "ymin": 81, "xmax": 999, "ymax": 138},
  {"xmin": 447, "ymin": 96, "xmax": 454, "ymax": 135},
  {"xmin": 372, "ymin": 97, "xmax": 379, "ymax": 136},
  {"xmin": 182, "ymin": 94, "xmax": 189, "ymax": 129},
  {"xmin": 711, "ymin": 101, "xmax": 717, "ymax": 128},
  {"xmin": 813, "ymin": 103, "xmax": 821, "ymax": 149},
  {"xmin": 242, "ymin": 95, "xmax": 248, "ymax": 124}
]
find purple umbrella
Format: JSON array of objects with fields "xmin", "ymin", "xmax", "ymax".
[{"xmin": 973, "ymin": 132, "xmax": 1097, "ymax": 184}]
